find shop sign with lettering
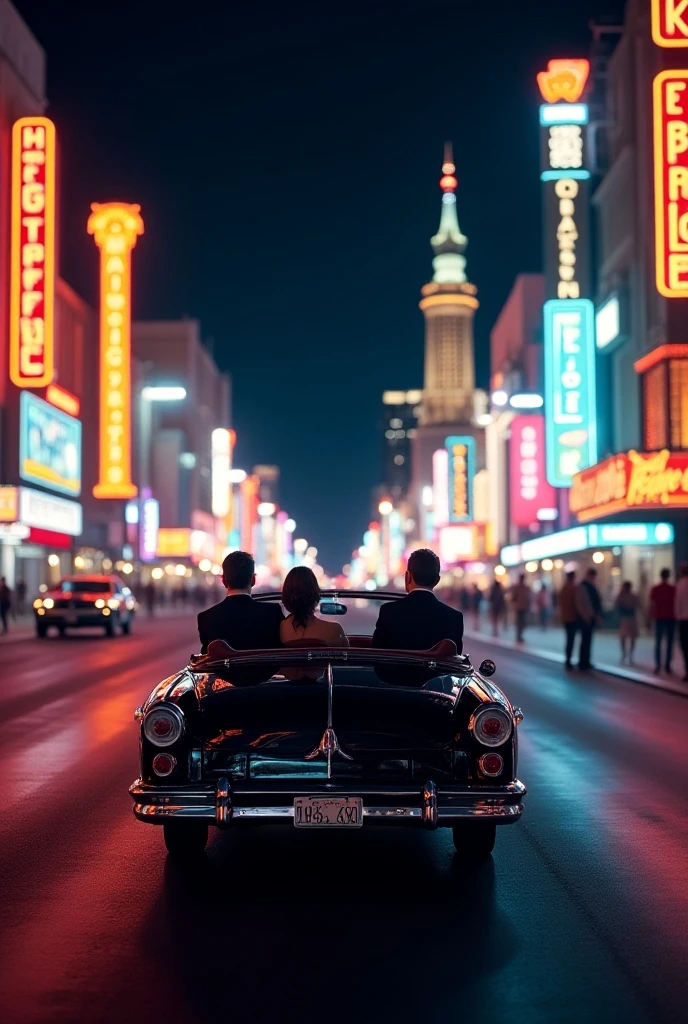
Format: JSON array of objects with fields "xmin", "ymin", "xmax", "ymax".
[
  {"xmin": 544, "ymin": 299, "xmax": 597, "ymax": 488},
  {"xmin": 570, "ymin": 448, "xmax": 688, "ymax": 521}
]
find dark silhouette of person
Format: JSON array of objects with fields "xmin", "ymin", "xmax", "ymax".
[
  {"xmin": 372, "ymin": 548, "xmax": 463, "ymax": 653},
  {"xmin": 197, "ymin": 551, "xmax": 283, "ymax": 654}
]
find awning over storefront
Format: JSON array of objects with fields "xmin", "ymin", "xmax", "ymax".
[{"xmin": 501, "ymin": 521, "xmax": 674, "ymax": 567}]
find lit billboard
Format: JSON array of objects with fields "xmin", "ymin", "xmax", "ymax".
[
  {"xmin": 652, "ymin": 1, "xmax": 688, "ymax": 46},
  {"xmin": 10, "ymin": 117, "xmax": 56, "ymax": 388},
  {"xmin": 432, "ymin": 448, "xmax": 449, "ymax": 527},
  {"xmin": 653, "ymin": 70, "xmax": 688, "ymax": 296},
  {"xmin": 139, "ymin": 492, "xmax": 159, "ymax": 562},
  {"xmin": 544, "ymin": 299, "xmax": 597, "ymax": 488},
  {"xmin": 88, "ymin": 202, "xmax": 143, "ymax": 499},
  {"xmin": 445, "ymin": 435, "xmax": 475, "ymax": 522},
  {"xmin": 509, "ymin": 415, "xmax": 556, "ymax": 526},
  {"xmin": 19, "ymin": 391, "xmax": 81, "ymax": 497}
]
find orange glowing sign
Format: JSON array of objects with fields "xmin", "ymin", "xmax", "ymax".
[
  {"xmin": 156, "ymin": 528, "xmax": 191, "ymax": 558},
  {"xmin": 652, "ymin": 0, "xmax": 688, "ymax": 46},
  {"xmin": 45, "ymin": 382, "xmax": 80, "ymax": 418},
  {"xmin": 537, "ymin": 59, "xmax": 590, "ymax": 104},
  {"xmin": 88, "ymin": 202, "xmax": 144, "ymax": 499},
  {"xmin": 9, "ymin": 117, "xmax": 56, "ymax": 388},
  {"xmin": 653, "ymin": 71, "xmax": 688, "ymax": 297},
  {"xmin": 570, "ymin": 449, "xmax": 688, "ymax": 521},
  {"xmin": 0, "ymin": 487, "xmax": 19, "ymax": 523}
]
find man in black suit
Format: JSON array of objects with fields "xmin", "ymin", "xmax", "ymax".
[
  {"xmin": 372, "ymin": 548, "xmax": 463, "ymax": 653},
  {"xmin": 197, "ymin": 551, "xmax": 283, "ymax": 654}
]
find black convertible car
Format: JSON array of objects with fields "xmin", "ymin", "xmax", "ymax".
[{"xmin": 130, "ymin": 591, "xmax": 525, "ymax": 861}]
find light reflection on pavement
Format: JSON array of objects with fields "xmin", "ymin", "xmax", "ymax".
[{"xmin": 0, "ymin": 609, "xmax": 686, "ymax": 1023}]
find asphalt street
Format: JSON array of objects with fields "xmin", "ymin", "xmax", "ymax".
[{"xmin": 1, "ymin": 607, "xmax": 687, "ymax": 1024}]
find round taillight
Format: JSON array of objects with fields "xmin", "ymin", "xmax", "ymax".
[
  {"xmin": 152, "ymin": 753, "xmax": 176, "ymax": 777},
  {"xmin": 143, "ymin": 705, "xmax": 184, "ymax": 747},
  {"xmin": 478, "ymin": 752, "xmax": 504, "ymax": 777},
  {"xmin": 472, "ymin": 706, "xmax": 511, "ymax": 748}
]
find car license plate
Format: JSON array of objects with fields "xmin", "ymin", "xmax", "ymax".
[
  {"xmin": 66, "ymin": 614, "xmax": 78, "ymax": 625},
  {"xmin": 294, "ymin": 796, "xmax": 362, "ymax": 828}
]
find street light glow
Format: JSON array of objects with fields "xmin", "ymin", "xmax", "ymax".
[
  {"xmin": 257, "ymin": 502, "xmax": 276, "ymax": 517},
  {"xmin": 284, "ymin": 518, "xmax": 296, "ymax": 532},
  {"xmin": 378, "ymin": 499, "xmax": 393, "ymax": 516},
  {"xmin": 228, "ymin": 469, "xmax": 247, "ymax": 483},
  {"xmin": 509, "ymin": 393, "xmax": 544, "ymax": 409},
  {"xmin": 141, "ymin": 386, "xmax": 187, "ymax": 401}
]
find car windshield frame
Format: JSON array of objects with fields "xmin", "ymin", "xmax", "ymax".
[
  {"xmin": 189, "ymin": 644, "xmax": 472, "ymax": 677},
  {"xmin": 59, "ymin": 580, "xmax": 112, "ymax": 594}
]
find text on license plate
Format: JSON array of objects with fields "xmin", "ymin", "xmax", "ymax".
[{"xmin": 294, "ymin": 796, "xmax": 363, "ymax": 827}]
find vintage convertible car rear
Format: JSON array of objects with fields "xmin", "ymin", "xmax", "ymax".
[{"xmin": 130, "ymin": 592, "xmax": 525, "ymax": 861}]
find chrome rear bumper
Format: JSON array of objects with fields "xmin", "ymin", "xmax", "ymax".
[{"xmin": 130, "ymin": 777, "xmax": 526, "ymax": 828}]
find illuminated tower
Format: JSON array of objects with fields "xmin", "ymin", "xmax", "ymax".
[{"xmin": 419, "ymin": 144, "xmax": 479, "ymax": 425}]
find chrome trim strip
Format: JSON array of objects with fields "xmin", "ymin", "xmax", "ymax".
[{"xmin": 128, "ymin": 778, "xmax": 527, "ymax": 802}]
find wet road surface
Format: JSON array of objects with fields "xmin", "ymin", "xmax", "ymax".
[{"xmin": 1, "ymin": 611, "xmax": 687, "ymax": 1023}]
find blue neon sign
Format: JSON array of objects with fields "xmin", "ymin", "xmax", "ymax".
[
  {"xmin": 544, "ymin": 299, "xmax": 597, "ymax": 488},
  {"xmin": 20, "ymin": 391, "xmax": 82, "ymax": 497},
  {"xmin": 539, "ymin": 103, "xmax": 589, "ymax": 126},
  {"xmin": 445, "ymin": 435, "xmax": 475, "ymax": 522}
]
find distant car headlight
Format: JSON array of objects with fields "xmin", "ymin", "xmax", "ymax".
[
  {"xmin": 95, "ymin": 599, "xmax": 105, "ymax": 609},
  {"xmin": 470, "ymin": 706, "xmax": 512, "ymax": 747},
  {"xmin": 43, "ymin": 598, "xmax": 54, "ymax": 609},
  {"xmin": 107, "ymin": 598, "xmax": 120, "ymax": 610},
  {"xmin": 33, "ymin": 599, "xmax": 43, "ymax": 609},
  {"xmin": 143, "ymin": 705, "xmax": 185, "ymax": 747}
]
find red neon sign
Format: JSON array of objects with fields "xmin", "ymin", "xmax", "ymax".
[
  {"xmin": 654, "ymin": 70, "xmax": 688, "ymax": 296},
  {"xmin": 509, "ymin": 416, "xmax": 556, "ymax": 527}
]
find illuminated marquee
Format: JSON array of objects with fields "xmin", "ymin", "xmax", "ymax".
[
  {"xmin": 652, "ymin": 0, "xmax": 688, "ymax": 46},
  {"xmin": 88, "ymin": 202, "xmax": 144, "ymax": 499},
  {"xmin": 570, "ymin": 448, "xmax": 688, "ymax": 521},
  {"xmin": 544, "ymin": 299, "xmax": 597, "ymax": 488},
  {"xmin": 20, "ymin": 391, "xmax": 82, "ymax": 497},
  {"xmin": 653, "ymin": 70, "xmax": 688, "ymax": 296},
  {"xmin": 537, "ymin": 59, "xmax": 590, "ymax": 104},
  {"xmin": 10, "ymin": 117, "xmax": 56, "ymax": 388},
  {"xmin": 445, "ymin": 435, "xmax": 475, "ymax": 523}
]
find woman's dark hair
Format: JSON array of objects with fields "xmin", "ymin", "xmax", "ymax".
[{"xmin": 282, "ymin": 566, "xmax": 320, "ymax": 630}]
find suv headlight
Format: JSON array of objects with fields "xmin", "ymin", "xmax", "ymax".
[
  {"xmin": 470, "ymin": 706, "xmax": 512, "ymax": 747},
  {"xmin": 142, "ymin": 705, "xmax": 185, "ymax": 747}
]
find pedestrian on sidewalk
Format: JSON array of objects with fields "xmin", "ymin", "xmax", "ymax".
[
  {"xmin": 470, "ymin": 583, "xmax": 483, "ymax": 630},
  {"xmin": 488, "ymin": 577, "xmax": 507, "ymax": 637},
  {"xmin": 511, "ymin": 574, "xmax": 531, "ymax": 643},
  {"xmin": 649, "ymin": 568, "xmax": 676, "ymax": 675},
  {"xmin": 15, "ymin": 576, "xmax": 26, "ymax": 617},
  {"xmin": 575, "ymin": 568, "xmax": 602, "ymax": 670},
  {"xmin": 537, "ymin": 583, "xmax": 552, "ymax": 629},
  {"xmin": 559, "ymin": 570, "xmax": 578, "ymax": 668},
  {"xmin": 0, "ymin": 577, "xmax": 12, "ymax": 634},
  {"xmin": 675, "ymin": 563, "xmax": 688, "ymax": 682},
  {"xmin": 615, "ymin": 580, "xmax": 639, "ymax": 663},
  {"xmin": 144, "ymin": 580, "xmax": 156, "ymax": 616}
]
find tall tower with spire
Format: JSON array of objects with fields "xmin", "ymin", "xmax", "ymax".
[{"xmin": 419, "ymin": 144, "xmax": 479, "ymax": 425}]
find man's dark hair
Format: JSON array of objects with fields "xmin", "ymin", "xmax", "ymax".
[
  {"xmin": 566, "ymin": 570, "xmax": 576, "ymax": 582},
  {"xmin": 222, "ymin": 550, "xmax": 255, "ymax": 590},
  {"xmin": 587, "ymin": 567, "xmax": 597, "ymax": 579},
  {"xmin": 660, "ymin": 568, "xmax": 671, "ymax": 581},
  {"xmin": 407, "ymin": 548, "xmax": 440, "ymax": 588}
]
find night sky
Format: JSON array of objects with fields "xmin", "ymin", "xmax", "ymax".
[{"xmin": 16, "ymin": 0, "xmax": 625, "ymax": 571}]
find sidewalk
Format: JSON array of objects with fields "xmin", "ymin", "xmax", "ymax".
[{"xmin": 464, "ymin": 615, "xmax": 688, "ymax": 698}]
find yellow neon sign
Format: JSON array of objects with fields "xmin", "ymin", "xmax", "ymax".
[
  {"xmin": 9, "ymin": 117, "xmax": 56, "ymax": 388},
  {"xmin": 88, "ymin": 202, "xmax": 144, "ymax": 499}
]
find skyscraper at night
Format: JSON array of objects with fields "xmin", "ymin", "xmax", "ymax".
[{"xmin": 419, "ymin": 143, "xmax": 479, "ymax": 427}]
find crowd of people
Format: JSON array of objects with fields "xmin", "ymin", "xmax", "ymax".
[{"xmin": 444, "ymin": 564, "xmax": 688, "ymax": 680}]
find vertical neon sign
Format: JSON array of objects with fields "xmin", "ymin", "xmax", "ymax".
[
  {"xmin": 88, "ymin": 203, "xmax": 143, "ymax": 499},
  {"xmin": 10, "ymin": 117, "xmax": 56, "ymax": 388},
  {"xmin": 544, "ymin": 299, "xmax": 597, "ymax": 487}
]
